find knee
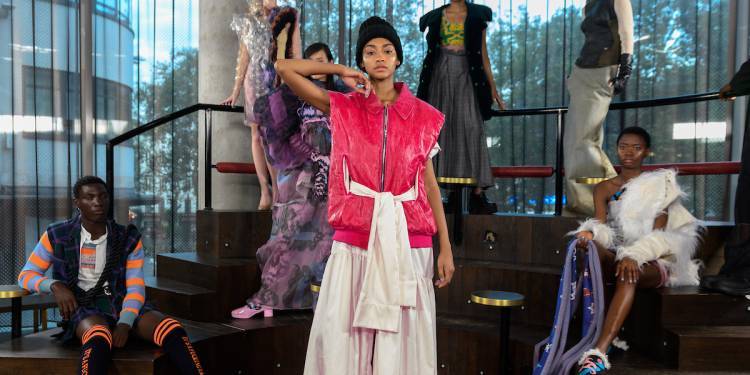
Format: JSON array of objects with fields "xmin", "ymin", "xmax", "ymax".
[
  {"xmin": 81, "ymin": 324, "xmax": 112, "ymax": 349},
  {"xmin": 153, "ymin": 317, "xmax": 186, "ymax": 347}
]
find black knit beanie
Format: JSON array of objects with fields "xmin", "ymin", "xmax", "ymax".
[{"xmin": 355, "ymin": 16, "xmax": 403, "ymax": 70}]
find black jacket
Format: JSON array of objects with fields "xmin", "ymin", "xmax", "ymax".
[
  {"xmin": 730, "ymin": 59, "xmax": 750, "ymax": 97},
  {"xmin": 417, "ymin": 3, "xmax": 494, "ymax": 121}
]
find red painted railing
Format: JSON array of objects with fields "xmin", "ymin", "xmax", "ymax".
[{"xmin": 214, "ymin": 161, "xmax": 741, "ymax": 178}]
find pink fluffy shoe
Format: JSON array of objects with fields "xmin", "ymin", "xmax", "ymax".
[{"xmin": 231, "ymin": 303, "xmax": 273, "ymax": 319}]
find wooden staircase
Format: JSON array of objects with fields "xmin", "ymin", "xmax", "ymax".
[
  {"xmin": 142, "ymin": 209, "xmax": 315, "ymax": 374},
  {"xmin": 145, "ymin": 210, "xmax": 270, "ymax": 322},
  {"xmin": 0, "ymin": 209, "xmax": 746, "ymax": 374},
  {"xmin": 431, "ymin": 214, "xmax": 749, "ymax": 374},
  {"xmin": 625, "ymin": 286, "xmax": 750, "ymax": 372}
]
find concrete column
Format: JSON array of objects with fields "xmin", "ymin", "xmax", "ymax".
[{"xmin": 198, "ymin": 0, "xmax": 258, "ymax": 210}]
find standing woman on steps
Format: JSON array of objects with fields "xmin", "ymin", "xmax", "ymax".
[
  {"xmin": 418, "ymin": 0, "xmax": 506, "ymax": 214},
  {"xmin": 231, "ymin": 42, "xmax": 349, "ymax": 319},
  {"xmin": 278, "ymin": 16, "xmax": 455, "ymax": 374},
  {"xmin": 222, "ymin": 0, "xmax": 302, "ymax": 210}
]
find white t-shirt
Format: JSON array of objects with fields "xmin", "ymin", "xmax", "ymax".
[{"xmin": 78, "ymin": 225, "xmax": 108, "ymax": 291}]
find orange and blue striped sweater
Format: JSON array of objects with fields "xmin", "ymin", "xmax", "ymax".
[{"xmin": 18, "ymin": 218, "xmax": 146, "ymax": 327}]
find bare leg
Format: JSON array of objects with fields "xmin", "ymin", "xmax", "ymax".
[
  {"xmin": 594, "ymin": 262, "xmax": 662, "ymax": 353},
  {"xmin": 250, "ymin": 123, "xmax": 272, "ymax": 210},
  {"xmin": 133, "ymin": 310, "xmax": 165, "ymax": 340}
]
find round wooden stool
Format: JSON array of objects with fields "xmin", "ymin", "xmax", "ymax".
[
  {"xmin": 471, "ymin": 290, "xmax": 525, "ymax": 375},
  {"xmin": 0, "ymin": 285, "xmax": 30, "ymax": 338},
  {"xmin": 437, "ymin": 177, "xmax": 477, "ymax": 245}
]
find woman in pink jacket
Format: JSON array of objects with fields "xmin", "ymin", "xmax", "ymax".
[{"xmin": 276, "ymin": 16, "xmax": 454, "ymax": 375}]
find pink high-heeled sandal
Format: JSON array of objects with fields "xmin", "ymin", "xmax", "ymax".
[{"xmin": 231, "ymin": 303, "xmax": 273, "ymax": 319}]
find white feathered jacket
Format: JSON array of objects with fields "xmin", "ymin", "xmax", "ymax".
[{"xmin": 573, "ymin": 169, "xmax": 703, "ymax": 287}]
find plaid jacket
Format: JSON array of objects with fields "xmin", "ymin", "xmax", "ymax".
[{"xmin": 18, "ymin": 215, "xmax": 146, "ymax": 326}]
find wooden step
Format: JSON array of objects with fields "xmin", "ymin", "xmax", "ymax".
[
  {"xmin": 452, "ymin": 215, "xmax": 731, "ymax": 267},
  {"xmin": 196, "ymin": 210, "xmax": 271, "ymax": 258},
  {"xmin": 0, "ymin": 329, "xmax": 155, "ymax": 374},
  {"xmin": 226, "ymin": 312, "xmax": 314, "ymax": 374},
  {"xmin": 156, "ymin": 252, "xmax": 261, "ymax": 317},
  {"xmin": 436, "ymin": 314, "xmax": 549, "ymax": 375},
  {"xmin": 664, "ymin": 325, "xmax": 750, "ymax": 372},
  {"xmin": 435, "ymin": 259, "xmax": 561, "ymax": 326},
  {"xmin": 176, "ymin": 319, "xmax": 246, "ymax": 374},
  {"xmin": 624, "ymin": 286, "xmax": 750, "ymax": 364},
  {"xmin": 452, "ymin": 214, "xmax": 576, "ymax": 267},
  {"xmin": 145, "ymin": 276, "xmax": 217, "ymax": 322},
  {"xmin": 658, "ymin": 286, "xmax": 750, "ymax": 326},
  {"xmin": 0, "ymin": 319, "xmax": 242, "ymax": 374}
]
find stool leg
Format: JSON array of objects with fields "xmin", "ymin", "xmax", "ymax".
[
  {"xmin": 11, "ymin": 296, "xmax": 22, "ymax": 339},
  {"xmin": 41, "ymin": 308, "xmax": 48, "ymax": 331},
  {"xmin": 33, "ymin": 307, "xmax": 39, "ymax": 333},
  {"xmin": 499, "ymin": 308, "xmax": 511, "ymax": 375},
  {"xmin": 453, "ymin": 185, "xmax": 463, "ymax": 245}
]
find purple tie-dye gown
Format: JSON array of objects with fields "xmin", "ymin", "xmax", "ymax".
[{"xmin": 248, "ymin": 80, "xmax": 347, "ymax": 309}]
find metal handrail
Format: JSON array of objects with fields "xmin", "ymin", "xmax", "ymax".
[
  {"xmin": 105, "ymin": 104, "xmax": 243, "ymax": 217},
  {"xmin": 489, "ymin": 92, "xmax": 721, "ymax": 117},
  {"xmin": 487, "ymin": 91, "xmax": 722, "ymax": 215},
  {"xmin": 105, "ymin": 90, "xmax": 729, "ymax": 218}
]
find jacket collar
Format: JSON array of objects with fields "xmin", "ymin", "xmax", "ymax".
[
  {"xmin": 59, "ymin": 215, "xmax": 117, "ymax": 247},
  {"xmin": 362, "ymin": 82, "xmax": 415, "ymax": 120},
  {"xmin": 421, "ymin": 2, "xmax": 481, "ymax": 30}
]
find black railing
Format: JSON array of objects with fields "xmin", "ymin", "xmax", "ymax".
[
  {"xmin": 488, "ymin": 91, "xmax": 721, "ymax": 215},
  {"xmin": 105, "ymin": 103, "xmax": 243, "ymax": 218},
  {"xmin": 106, "ymin": 91, "xmax": 727, "ymax": 219}
]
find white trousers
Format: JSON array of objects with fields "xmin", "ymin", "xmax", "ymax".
[
  {"xmin": 563, "ymin": 65, "xmax": 619, "ymax": 216},
  {"xmin": 303, "ymin": 242, "xmax": 437, "ymax": 375}
]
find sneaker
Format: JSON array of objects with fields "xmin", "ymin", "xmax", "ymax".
[{"xmin": 577, "ymin": 349, "xmax": 610, "ymax": 375}]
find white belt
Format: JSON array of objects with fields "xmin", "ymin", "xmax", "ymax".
[{"xmin": 344, "ymin": 159, "xmax": 419, "ymax": 333}]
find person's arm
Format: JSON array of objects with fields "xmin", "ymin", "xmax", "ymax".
[
  {"xmin": 118, "ymin": 240, "xmax": 146, "ymax": 327},
  {"xmin": 292, "ymin": 17, "xmax": 302, "ymax": 59},
  {"xmin": 18, "ymin": 232, "xmax": 58, "ymax": 293},
  {"xmin": 424, "ymin": 157, "xmax": 454, "ymax": 288},
  {"xmin": 592, "ymin": 183, "xmax": 609, "ymax": 223},
  {"xmin": 615, "ymin": 212, "xmax": 671, "ymax": 284},
  {"xmin": 481, "ymin": 29, "xmax": 505, "ymax": 110},
  {"xmin": 610, "ymin": 0, "xmax": 634, "ymax": 94},
  {"xmin": 614, "ymin": 0, "xmax": 634, "ymax": 55},
  {"xmin": 221, "ymin": 42, "xmax": 249, "ymax": 106},
  {"xmin": 19, "ymin": 231, "xmax": 78, "ymax": 320},
  {"xmin": 575, "ymin": 182, "xmax": 614, "ymax": 249},
  {"xmin": 653, "ymin": 213, "xmax": 668, "ymax": 230},
  {"xmin": 275, "ymin": 59, "xmax": 369, "ymax": 114}
]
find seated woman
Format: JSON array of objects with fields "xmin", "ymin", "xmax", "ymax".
[
  {"xmin": 17, "ymin": 176, "xmax": 203, "ymax": 375},
  {"xmin": 573, "ymin": 127, "xmax": 701, "ymax": 375}
]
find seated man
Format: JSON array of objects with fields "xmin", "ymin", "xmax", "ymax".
[
  {"xmin": 572, "ymin": 127, "xmax": 701, "ymax": 375},
  {"xmin": 18, "ymin": 176, "xmax": 204, "ymax": 375}
]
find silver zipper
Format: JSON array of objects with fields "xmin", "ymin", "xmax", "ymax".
[{"xmin": 380, "ymin": 106, "xmax": 389, "ymax": 192}]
